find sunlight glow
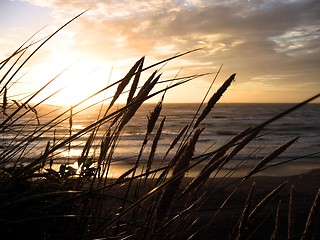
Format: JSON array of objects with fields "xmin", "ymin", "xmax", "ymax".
[{"xmin": 23, "ymin": 51, "xmax": 131, "ymax": 106}]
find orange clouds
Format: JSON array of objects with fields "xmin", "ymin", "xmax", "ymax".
[{"xmin": 2, "ymin": 0, "xmax": 320, "ymax": 103}]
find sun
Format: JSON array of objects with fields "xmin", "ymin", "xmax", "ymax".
[{"xmin": 26, "ymin": 53, "xmax": 128, "ymax": 106}]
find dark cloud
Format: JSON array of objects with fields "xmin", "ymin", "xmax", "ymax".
[{"xmin": 140, "ymin": 0, "xmax": 320, "ymax": 86}]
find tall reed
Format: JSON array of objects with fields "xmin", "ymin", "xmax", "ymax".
[{"xmin": 1, "ymin": 12, "xmax": 319, "ymax": 240}]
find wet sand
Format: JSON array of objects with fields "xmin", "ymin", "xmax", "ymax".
[{"xmin": 108, "ymin": 159, "xmax": 320, "ymax": 178}]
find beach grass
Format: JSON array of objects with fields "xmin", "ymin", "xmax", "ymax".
[{"xmin": 1, "ymin": 13, "xmax": 320, "ymax": 240}]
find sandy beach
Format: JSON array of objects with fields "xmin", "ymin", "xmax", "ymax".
[
  {"xmin": 1, "ymin": 165, "xmax": 319, "ymax": 239},
  {"xmin": 90, "ymin": 168, "xmax": 320, "ymax": 239},
  {"xmin": 160, "ymin": 168, "xmax": 320, "ymax": 239}
]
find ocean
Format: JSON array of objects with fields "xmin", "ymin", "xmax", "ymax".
[{"xmin": 2, "ymin": 103, "xmax": 320, "ymax": 177}]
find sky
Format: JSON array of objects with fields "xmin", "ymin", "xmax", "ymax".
[{"xmin": 0, "ymin": 0, "xmax": 319, "ymax": 105}]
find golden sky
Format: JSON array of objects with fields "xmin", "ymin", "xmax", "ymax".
[{"xmin": 1, "ymin": 0, "xmax": 319, "ymax": 105}]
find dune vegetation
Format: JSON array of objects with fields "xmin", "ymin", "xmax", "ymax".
[{"xmin": 1, "ymin": 11, "xmax": 320, "ymax": 239}]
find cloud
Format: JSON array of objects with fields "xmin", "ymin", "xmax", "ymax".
[
  {"xmin": 21, "ymin": 0, "xmax": 319, "ymax": 57},
  {"xmin": 8, "ymin": 0, "xmax": 320, "ymax": 102}
]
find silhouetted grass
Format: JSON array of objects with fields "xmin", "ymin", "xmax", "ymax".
[{"xmin": 1, "ymin": 12, "xmax": 320, "ymax": 240}]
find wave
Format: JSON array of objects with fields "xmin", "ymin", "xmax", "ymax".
[{"xmin": 3, "ymin": 103, "xmax": 319, "ymax": 164}]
